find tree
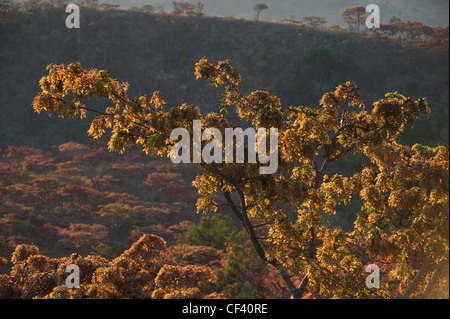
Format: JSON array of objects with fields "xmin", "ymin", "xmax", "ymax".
[
  {"xmin": 215, "ymin": 241, "xmax": 287, "ymax": 298},
  {"xmin": 377, "ymin": 23, "xmax": 397, "ymax": 39},
  {"xmin": 178, "ymin": 213, "xmax": 243, "ymax": 250},
  {"xmin": 303, "ymin": 16, "xmax": 327, "ymax": 28},
  {"xmin": 376, "ymin": 20, "xmax": 438, "ymax": 43},
  {"xmin": 390, "ymin": 16, "xmax": 401, "ymax": 24},
  {"xmin": 195, "ymin": 2, "xmax": 204, "ymax": 15},
  {"xmin": 432, "ymin": 26, "xmax": 449, "ymax": 45},
  {"xmin": 171, "ymin": 1, "xmax": 195, "ymax": 14},
  {"xmin": 252, "ymin": 3, "xmax": 268, "ymax": 21},
  {"xmin": 56, "ymin": 223, "xmax": 109, "ymax": 255},
  {"xmin": 0, "ymin": 0, "xmax": 13, "ymax": 12},
  {"xmin": 343, "ymin": 6, "xmax": 368, "ymax": 34},
  {"xmin": 404, "ymin": 20, "xmax": 435, "ymax": 41},
  {"xmin": 32, "ymin": 59, "xmax": 449, "ymax": 299},
  {"xmin": 139, "ymin": 4, "xmax": 155, "ymax": 13}
]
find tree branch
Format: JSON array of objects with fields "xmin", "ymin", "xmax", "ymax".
[
  {"xmin": 24, "ymin": 270, "xmax": 56, "ymax": 299},
  {"xmin": 48, "ymin": 94, "xmax": 152, "ymax": 130},
  {"xmin": 211, "ymin": 162, "xmax": 308, "ymax": 299},
  {"xmin": 419, "ymin": 250, "xmax": 449, "ymax": 298}
]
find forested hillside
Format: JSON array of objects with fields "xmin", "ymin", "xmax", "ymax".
[
  {"xmin": 0, "ymin": 3, "xmax": 448, "ymax": 150},
  {"xmin": 0, "ymin": 2, "xmax": 448, "ymax": 299}
]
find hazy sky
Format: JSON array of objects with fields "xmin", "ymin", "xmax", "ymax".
[{"xmin": 102, "ymin": 0, "xmax": 449, "ymax": 26}]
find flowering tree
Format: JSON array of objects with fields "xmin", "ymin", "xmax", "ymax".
[
  {"xmin": 343, "ymin": 6, "xmax": 368, "ymax": 34},
  {"xmin": 170, "ymin": 1, "xmax": 195, "ymax": 14},
  {"xmin": 31, "ymin": 59, "xmax": 449, "ymax": 299}
]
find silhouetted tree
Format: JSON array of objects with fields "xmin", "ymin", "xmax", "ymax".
[
  {"xmin": 343, "ymin": 6, "xmax": 368, "ymax": 34},
  {"xmin": 253, "ymin": 3, "xmax": 268, "ymax": 21}
]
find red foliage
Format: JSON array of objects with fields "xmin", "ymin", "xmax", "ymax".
[
  {"xmin": 56, "ymin": 223, "xmax": 109, "ymax": 254},
  {"xmin": 6, "ymin": 235, "xmax": 34, "ymax": 248},
  {"xmin": 343, "ymin": 5, "xmax": 366, "ymax": 15},
  {"xmin": 143, "ymin": 171, "xmax": 182, "ymax": 190},
  {"xmin": 376, "ymin": 20, "xmax": 446, "ymax": 46},
  {"xmin": 343, "ymin": 6, "xmax": 367, "ymax": 33},
  {"xmin": 156, "ymin": 163, "xmax": 173, "ymax": 172},
  {"xmin": 171, "ymin": 1, "xmax": 195, "ymax": 13},
  {"xmin": 0, "ymin": 140, "xmax": 215, "ymax": 277},
  {"xmin": 404, "ymin": 20, "xmax": 436, "ymax": 41},
  {"xmin": 130, "ymin": 224, "xmax": 176, "ymax": 245},
  {"xmin": 168, "ymin": 244, "xmax": 225, "ymax": 268},
  {"xmin": 54, "ymin": 161, "xmax": 82, "ymax": 175},
  {"xmin": 5, "ymin": 146, "xmax": 41, "ymax": 158},
  {"xmin": 0, "ymin": 162, "xmax": 11, "ymax": 174},
  {"xmin": 114, "ymin": 163, "xmax": 142, "ymax": 174},
  {"xmin": 59, "ymin": 184, "xmax": 103, "ymax": 202},
  {"xmin": 5, "ymin": 183, "xmax": 35, "ymax": 197},
  {"xmin": 73, "ymin": 147, "xmax": 106, "ymax": 162},
  {"xmin": 21, "ymin": 154, "xmax": 55, "ymax": 171},
  {"xmin": 91, "ymin": 174, "xmax": 119, "ymax": 189},
  {"xmin": 105, "ymin": 192, "xmax": 139, "ymax": 205}
]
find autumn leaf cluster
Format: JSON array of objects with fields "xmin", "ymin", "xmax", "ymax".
[{"xmin": 0, "ymin": 234, "xmax": 220, "ymax": 299}]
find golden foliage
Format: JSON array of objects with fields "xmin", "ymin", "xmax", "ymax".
[{"xmin": 0, "ymin": 234, "xmax": 218, "ymax": 299}]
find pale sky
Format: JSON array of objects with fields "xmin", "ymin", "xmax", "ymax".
[{"xmin": 102, "ymin": 0, "xmax": 449, "ymax": 26}]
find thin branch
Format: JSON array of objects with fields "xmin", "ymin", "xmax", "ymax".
[
  {"xmin": 211, "ymin": 161, "xmax": 308, "ymax": 299},
  {"xmin": 220, "ymin": 75, "xmax": 259, "ymax": 111},
  {"xmin": 397, "ymin": 267, "xmax": 428, "ymax": 299},
  {"xmin": 216, "ymin": 202, "xmax": 242, "ymax": 209},
  {"xmin": 24, "ymin": 270, "xmax": 55, "ymax": 299},
  {"xmin": 48, "ymin": 94, "xmax": 152, "ymax": 130},
  {"xmin": 420, "ymin": 250, "xmax": 449, "ymax": 298},
  {"xmin": 329, "ymin": 119, "xmax": 365, "ymax": 142}
]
